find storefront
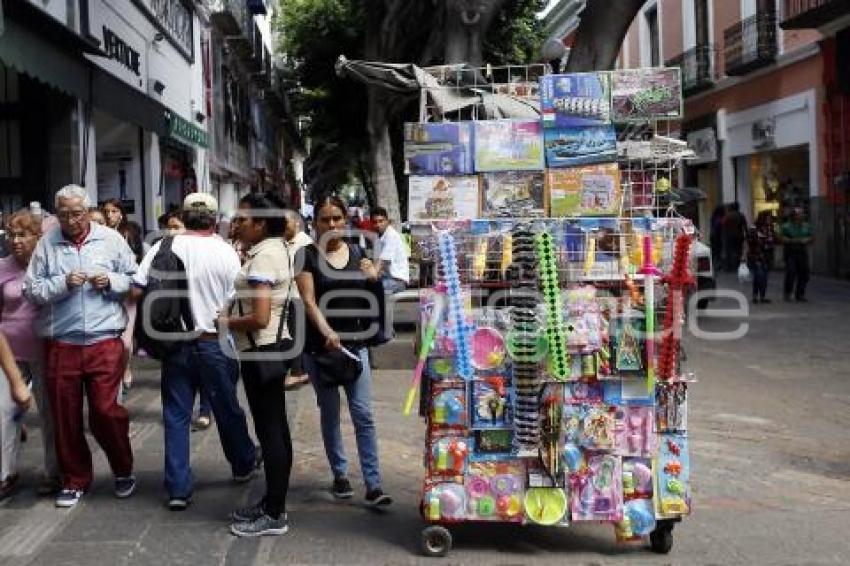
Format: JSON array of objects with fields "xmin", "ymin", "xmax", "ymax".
[
  {"xmin": 723, "ymin": 90, "xmax": 818, "ymax": 224},
  {"xmin": 684, "ymin": 124, "xmax": 720, "ymax": 241},
  {"xmin": 0, "ymin": 0, "xmax": 208, "ymax": 233}
]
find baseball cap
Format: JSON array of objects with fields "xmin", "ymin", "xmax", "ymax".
[{"xmin": 183, "ymin": 192, "xmax": 218, "ymax": 213}]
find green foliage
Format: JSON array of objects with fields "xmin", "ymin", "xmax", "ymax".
[
  {"xmin": 277, "ymin": 0, "xmax": 546, "ymax": 196},
  {"xmin": 483, "ymin": 0, "xmax": 547, "ymax": 65}
]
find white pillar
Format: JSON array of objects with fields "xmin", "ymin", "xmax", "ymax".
[
  {"xmin": 78, "ymin": 100, "xmax": 97, "ymax": 204},
  {"xmin": 145, "ymin": 133, "xmax": 162, "ymax": 233},
  {"xmin": 720, "ymin": 140, "xmax": 735, "ymax": 205}
]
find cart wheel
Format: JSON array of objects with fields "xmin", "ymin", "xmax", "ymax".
[
  {"xmin": 421, "ymin": 525, "xmax": 452, "ymax": 558},
  {"xmin": 649, "ymin": 525, "xmax": 674, "ymax": 554}
]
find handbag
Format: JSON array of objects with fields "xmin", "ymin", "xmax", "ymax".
[
  {"xmin": 311, "ymin": 346, "xmax": 363, "ymax": 388},
  {"xmin": 348, "ymin": 245, "xmax": 393, "ymax": 347},
  {"xmin": 238, "ymin": 245, "xmax": 294, "ymax": 384},
  {"xmin": 737, "ymin": 261, "xmax": 752, "ymax": 283}
]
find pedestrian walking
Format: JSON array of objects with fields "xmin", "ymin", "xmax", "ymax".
[
  {"xmin": 220, "ymin": 192, "xmax": 295, "ymax": 537},
  {"xmin": 780, "ymin": 207, "xmax": 813, "ymax": 302},
  {"xmin": 24, "ymin": 185, "xmax": 137, "ymax": 509},
  {"xmin": 282, "ymin": 209, "xmax": 311, "ymax": 391},
  {"xmin": 0, "ymin": 210, "xmax": 60, "ymax": 497},
  {"xmin": 755, "ymin": 211, "xmax": 776, "ymax": 270},
  {"xmin": 101, "ymin": 199, "xmax": 143, "ymax": 393},
  {"xmin": 709, "ymin": 204, "xmax": 725, "ymax": 271},
  {"xmin": 295, "ymin": 195, "xmax": 392, "ymax": 508},
  {"xmin": 746, "ymin": 226, "xmax": 771, "ymax": 304},
  {"xmin": 722, "ymin": 202, "xmax": 747, "ymax": 272},
  {"xmin": 131, "ymin": 193, "xmax": 259, "ymax": 511},
  {"xmin": 0, "ymin": 330, "xmax": 33, "ymax": 498}
]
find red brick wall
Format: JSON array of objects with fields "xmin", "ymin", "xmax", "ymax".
[
  {"xmin": 662, "ymin": 0, "xmax": 683, "ymax": 62},
  {"xmin": 713, "ymin": 0, "xmax": 740, "ymax": 77}
]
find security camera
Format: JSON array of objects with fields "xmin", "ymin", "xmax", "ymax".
[{"xmin": 154, "ymin": 33, "xmax": 165, "ymax": 43}]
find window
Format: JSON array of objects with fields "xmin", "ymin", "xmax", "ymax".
[
  {"xmin": 646, "ymin": 7, "xmax": 660, "ymax": 66},
  {"xmin": 696, "ymin": 0, "xmax": 710, "ymax": 46}
]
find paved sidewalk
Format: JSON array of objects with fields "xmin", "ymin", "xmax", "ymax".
[{"xmin": 0, "ymin": 273, "xmax": 848, "ymax": 564}]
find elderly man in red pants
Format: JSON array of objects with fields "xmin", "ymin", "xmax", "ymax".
[{"xmin": 25, "ymin": 184, "xmax": 138, "ymax": 508}]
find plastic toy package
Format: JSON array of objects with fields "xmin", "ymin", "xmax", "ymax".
[
  {"xmin": 431, "ymin": 383, "xmax": 466, "ymax": 429},
  {"xmin": 570, "ymin": 453, "xmax": 624, "ymax": 522},
  {"xmin": 464, "ymin": 462, "xmax": 525, "ymax": 522},
  {"xmin": 613, "ymin": 405, "xmax": 657, "ymax": 457},
  {"xmin": 429, "ymin": 434, "xmax": 470, "ymax": 478},
  {"xmin": 404, "ymin": 122, "xmax": 475, "ymax": 175},
  {"xmin": 656, "ymin": 434, "xmax": 690, "ymax": 517},
  {"xmin": 423, "ymin": 481, "xmax": 468, "ymax": 522},
  {"xmin": 655, "ymin": 381, "xmax": 688, "ymax": 433},
  {"xmin": 470, "ymin": 377, "xmax": 512, "ymax": 429},
  {"xmin": 540, "ymin": 72, "xmax": 612, "ymax": 128}
]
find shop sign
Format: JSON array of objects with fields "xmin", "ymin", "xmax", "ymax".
[
  {"xmin": 686, "ymin": 128, "xmax": 717, "ymax": 165},
  {"xmin": 86, "ymin": 0, "xmax": 147, "ymax": 91},
  {"xmin": 102, "ymin": 27, "xmax": 141, "ymax": 77},
  {"xmin": 132, "ymin": 0, "xmax": 194, "ymax": 61},
  {"xmin": 752, "ymin": 118, "xmax": 776, "ymax": 150},
  {"xmin": 167, "ymin": 113, "xmax": 208, "ymax": 148}
]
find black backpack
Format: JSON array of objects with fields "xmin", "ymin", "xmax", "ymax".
[{"xmin": 135, "ymin": 236, "xmax": 194, "ymax": 360}]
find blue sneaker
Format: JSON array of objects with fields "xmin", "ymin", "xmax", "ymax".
[
  {"xmin": 55, "ymin": 489, "xmax": 84, "ymax": 508},
  {"xmin": 114, "ymin": 476, "xmax": 136, "ymax": 499}
]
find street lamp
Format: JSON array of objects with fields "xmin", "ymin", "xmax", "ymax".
[{"xmin": 542, "ymin": 39, "xmax": 568, "ymax": 74}]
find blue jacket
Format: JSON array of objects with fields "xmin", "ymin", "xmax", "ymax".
[{"xmin": 24, "ymin": 223, "xmax": 137, "ymax": 344}]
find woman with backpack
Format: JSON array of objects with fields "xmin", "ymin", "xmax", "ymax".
[
  {"xmin": 294, "ymin": 195, "xmax": 392, "ymax": 508},
  {"xmin": 219, "ymin": 192, "xmax": 296, "ymax": 537}
]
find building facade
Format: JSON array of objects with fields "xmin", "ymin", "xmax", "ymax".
[
  {"xmin": 544, "ymin": 0, "xmax": 850, "ymax": 276},
  {"xmin": 0, "ymin": 0, "xmax": 302, "ymax": 233},
  {"xmin": 0, "ymin": 0, "xmax": 211, "ymax": 232}
]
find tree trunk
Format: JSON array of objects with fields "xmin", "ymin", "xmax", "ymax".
[
  {"xmin": 566, "ymin": 0, "xmax": 647, "ymax": 72},
  {"xmin": 367, "ymin": 86, "xmax": 401, "ymax": 223}
]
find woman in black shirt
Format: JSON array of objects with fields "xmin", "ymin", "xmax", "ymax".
[{"xmin": 295, "ymin": 196, "xmax": 392, "ymax": 507}]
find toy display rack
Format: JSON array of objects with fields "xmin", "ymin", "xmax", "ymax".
[{"xmin": 407, "ymin": 65, "xmax": 694, "ymax": 559}]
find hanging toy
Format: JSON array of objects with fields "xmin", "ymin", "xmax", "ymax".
[
  {"xmin": 404, "ymin": 284, "xmax": 446, "ymax": 416},
  {"xmin": 638, "ymin": 232, "xmax": 661, "ymax": 393},
  {"xmin": 658, "ymin": 233, "xmax": 694, "ymax": 381},
  {"xmin": 509, "ymin": 223, "xmax": 542, "ymax": 453},
  {"xmin": 536, "ymin": 232, "xmax": 569, "ymax": 381},
  {"xmin": 500, "ymin": 233, "xmax": 513, "ymax": 276},
  {"xmin": 472, "ymin": 237, "xmax": 488, "ymax": 280},
  {"xmin": 438, "ymin": 231, "xmax": 473, "ymax": 381},
  {"xmin": 583, "ymin": 231, "xmax": 597, "ymax": 276}
]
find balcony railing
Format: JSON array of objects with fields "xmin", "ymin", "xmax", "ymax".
[
  {"xmin": 208, "ymin": 0, "xmax": 245, "ymax": 36},
  {"xmin": 724, "ymin": 11, "xmax": 778, "ymax": 76},
  {"xmin": 667, "ymin": 44, "xmax": 716, "ymax": 95},
  {"xmin": 782, "ymin": 0, "xmax": 850, "ymax": 29}
]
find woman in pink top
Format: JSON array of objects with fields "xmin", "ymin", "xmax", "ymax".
[{"xmin": 0, "ymin": 210, "xmax": 59, "ymax": 499}]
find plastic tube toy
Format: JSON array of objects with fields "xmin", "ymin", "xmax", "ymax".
[
  {"xmin": 638, "ymin": 233, "xmax": 661, "ymax": 393},
  {"xmin": 536, "ymin": 232, "xmax": 569, "ymax": 380},
  {"xmin": 404, "ymin": 285, "xmax": 446, "ymax": 416}
]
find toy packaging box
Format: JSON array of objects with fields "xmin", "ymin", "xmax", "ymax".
[
  {"xmin": 408, "ymin": 176, "xmax": 480, "ymax": 221},
  {"xmin": 540, "ymin": 72, "xmax": 611, "ymax": 128},
  {"xmin": 547, "ymin": 163, "xmax": 622, "ymax": 217},
  {"xmin": 480, "ymin": 172, "xmax": 546, "ymax": 218},
  {"xmin": 544, "ymin": 125, "xmax": 618, "ymax": 168},
  {"xmin": 404, "ymin": 122, "xmax": 475, "ymax": 175},
  {"xmin": 474, "ymin": 120, "xmax": 545, "ymax": 172},
  {"xmin": 611, "ymin": 68, "xmax": 682, "ymax": 122}
]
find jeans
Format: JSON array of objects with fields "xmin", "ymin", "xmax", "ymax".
[
  {"xmin": 161, "ymin": 340, "xmax": 256, "ymax": 498},
  {"xmin": 242, "ymin": 362, "xmax": 292, "ymax": 519},
  {"xmin": 45, "ymin": 338, "xmax": 132, "ymax": 491},
  {"xmin": 784, "ymin": 246, "xmax": 810, "ymax": 299},
  {"xmin": 751, "ymin": 263, "xmax": 769, "ymax": 300},
  {"xmin": 304, "ymin": 347, "xmax": 382, "ymax": 491}
]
